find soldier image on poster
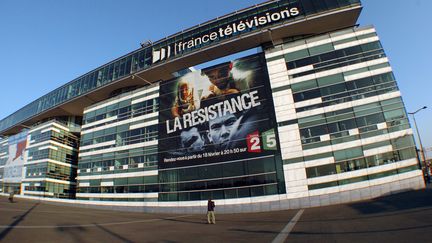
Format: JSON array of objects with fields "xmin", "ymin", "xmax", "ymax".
[
  {"xmin": 171, "ymin": 78, "xmax": 199, "ymax": 118},
  {"xmin": 200, "ymin": 62, "xmax": 239, "ymax": 100}
]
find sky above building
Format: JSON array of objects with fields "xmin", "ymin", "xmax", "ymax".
[{"xmin": 0, "ymin": 0, "xmax": 431, "ymax": 152}]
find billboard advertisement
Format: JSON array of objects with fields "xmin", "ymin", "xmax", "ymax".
[
  {"xmin": 158, "ymin": 54, "xmax": 279, "ymax": 169},
  {"xmin": 3, "ymin": 131, "xmax": 28, "ymax": 183}
]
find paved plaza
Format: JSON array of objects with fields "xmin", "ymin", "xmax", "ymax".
[{"xmin": 1, "ymin": 187, "xmax": 431, "ymax": 243}]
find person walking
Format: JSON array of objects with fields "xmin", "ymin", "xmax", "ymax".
[
  {"xmin": 207, "ymin": 198, "xmax": 216, "ymax": 224},
  {"xmin": 8, "ymin": 191, "xmax": 14, "ymax": 203}
]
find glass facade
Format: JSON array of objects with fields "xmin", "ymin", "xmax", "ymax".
[
  {"xmin": 76, "ymin": 86, "xmax": 160, "ymax": 201},
  {"xmin": 158, "ymin": 156, "xmax": 282, "ymax": 201},
  {"xmin": 21, "ymin": 121, "xmax": 80, "ymax": 198},
  {"xmin": 265, "ymin": 25, "xmax": 420, "ymax": 195},
  {"xmin": 0, "ymin": 137, "xmax": 8, "ymax": 193}
]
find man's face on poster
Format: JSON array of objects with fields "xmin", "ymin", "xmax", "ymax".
[
  {"xmin": 180, "ymin": 127, "xmax": 204, "ymax": 153},
  {"xmin": 208, "ymin": 113, "xmax": 238, "ymax": 150}
]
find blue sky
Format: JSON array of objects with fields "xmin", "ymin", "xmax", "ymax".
[{"xmin": 0, "ymin": 0, "xmax": 431, "ymax": 150}]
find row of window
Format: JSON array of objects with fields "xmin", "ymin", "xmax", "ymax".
[
  {"xmin": 342, "ymin": 137, "xmax": 414, "ymax": 162},
  {"xmin": 25, "ymin": 182, "xmax": 76, "ymax": 198},
  {"xmin": 78, "ymin": 155, "xmax": 158, "ymax": 171},
  {"xmin": 159, "ymin": 183, "xmax": 279, "ymax": 201},
  {"xmin": 83, "ymin": 97, "xmax": 158, "ymax": 126},
  {"xmin": 293, "ymin": 72, "xmax": 394, "ymax": 102},
  {"xmin": 283, "ymin": 132, "xmax": 415, "ymax": 165},
  {"xmin": 77, "ymin": 197, "xmax": 157, "ymax": 202},
  {"xmin": 30, "ymin": 129, "xmax": 79, "ymax": 148},
  {"xmin": 78, "ymin": 163, "xmax": 157, "ymax": 176},
  {"xmin": 80, "ymin": 124, "xmax": 158, "ymax": 150},
  {"xmin": 26, "ymin": 162, "xmax": 76, "ymax": 181},
  {"xmin": 77, "ymin": 184, "xmax": 159, "ymax": 194},
  {"xmin": 157, "ymin": 155, "xmax": 285, "ymax": 200},
  {"xmin": 28, "ymin": 146, "xmax": 78, "ymax": 164},
  {"xmin": 79, "ymin": 144, "xmax": 157, "ymax": 162},
  {"xmin": 293, "ymin": 53, "xmax": 387, "ymax": 80},
  {"xmin": 306, "ymin": 147, "xmax": 417, "ymax": 178},
  {"xmin": 287, "ymin": 40, "xmax": 381, "ymax": 70},
  {"xmin": 159, "ymin": 157, "xmax": 277, "ymax": 183},
  {"xmin": 300, "ymin": 108, "xmax": 406, "ymax": 143},
  {"xmin": 159, "ymin": 173, "xmax": 277, "ymax": 193},
  {"xmin": 293, "ymin": 70, "xmax": 387, "ymax": 100},
  {"xmin": 78, "ymin": 146, "xmax": 159, "ymax": 175},
  {"xmin": 80, "ymin": 175, "xmax": 158, "ymax": 186},
  {"xmin": 297, "ymin": 83, "xmax": 398, "ymax": 113},
  {"xmin": 298, "ymin": 97, "xmax": 403, "ymax": 127},
  {"xmin": 301, "ymin": 120, "xmax": 411, "ymax": 151},
  {"xmin": 308, "ymin": 165, "xmax": 419, "ymax": 190}
]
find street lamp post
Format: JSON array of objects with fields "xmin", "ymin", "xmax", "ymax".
[{"xmin": 409, "ymin": 106, "xmax": 430, "ymax": 183}]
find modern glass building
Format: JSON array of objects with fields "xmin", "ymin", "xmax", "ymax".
[{"xmin": 0, "ymin": 0, "xmax": 425, "ymax": 213}]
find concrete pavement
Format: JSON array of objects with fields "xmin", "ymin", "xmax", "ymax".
[{"xmin": 0, "ymin": 187, "xmax": 431, "ymax": 243}]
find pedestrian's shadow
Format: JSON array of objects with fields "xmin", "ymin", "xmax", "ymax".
[
  {"xmin": 163, "ymin": 218, "xmax": 208, "ymax": 225},
  {"xmin": 0, "ymin": 202, "xmax": 39, "ymax": 240}
]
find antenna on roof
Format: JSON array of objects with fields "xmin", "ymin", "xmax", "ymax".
[{"xmin": 140, "ymin": 40, "xmax": 153, "ymax": 48}]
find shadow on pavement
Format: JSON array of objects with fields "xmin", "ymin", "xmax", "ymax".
[
  {"xmin": 163, "ymin": 217, "xmax": 207, "ymax": 225},
  {"xmin": 57, "ymin": 225, "xmax": 87, "ymax": 242},
  {"xmin": 291, "ymin": 224, "xmax": 432, "ymax": 235},
  {"xmin": 297, "ymin": 187, "xmax": 432, "ymax": 223},
  {"xmin": 349, "ymin": 187, "xmax": 432, "ymax": 215},
  {"xmin": 228, "ymin": 228, "xmax": 279, "ymax": 234},
  {"xmin": 301, "ymin": 207, "xmax": 432, "ymax": 223},
  {"xmin": 0, "ymin": 202, "xmax": 40, "ymax": 240},
  {"xmin": 94, "ymin": 224, "xmax": 134, "ymax": 243}
]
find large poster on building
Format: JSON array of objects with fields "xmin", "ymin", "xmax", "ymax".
[
  {"xmin": 158, "ymin": 54, "xmax": 279, "ymax": 169},
  {"xmin": 3, "ymin": 131, "xmax": 28, "ymax": 183}
]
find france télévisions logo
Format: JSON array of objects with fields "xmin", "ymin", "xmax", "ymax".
[{"xmin": 152, "ymin": 7, "xmax": 300, "ymax": 63}]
